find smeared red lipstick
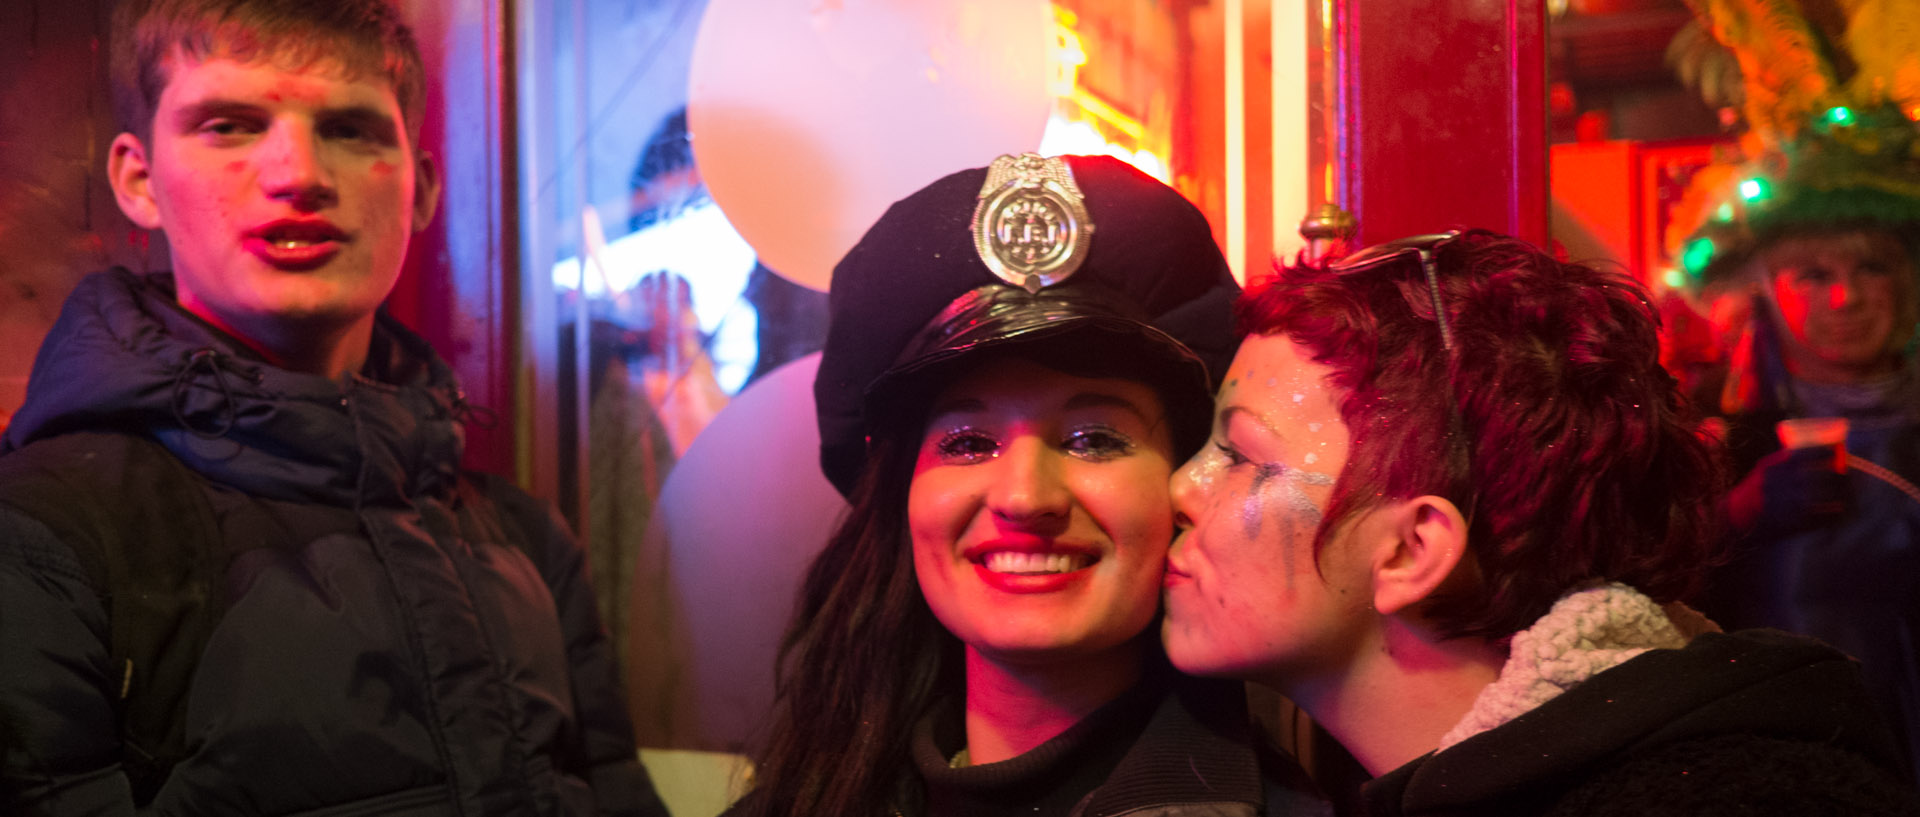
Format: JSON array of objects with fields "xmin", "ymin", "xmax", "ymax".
[{"xmin": 243, "ymin": 218, "xmax": 347, "ymax": 270}]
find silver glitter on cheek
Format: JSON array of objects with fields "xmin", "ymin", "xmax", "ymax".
[
  {"xmin": 1240, "ymin": 465, "xmax": 1277, "ymax": 540},
  {"xmin": 1249, "ymin": 462, "xmax": 1338, "ymax": 589},
  {"xmin": 1283, "ymin": 467, "xmax": 1337, "ymax": 516},
  {"xmin": 1252, "ymin": 462, "xmax": 1336, "ymax": 523}
]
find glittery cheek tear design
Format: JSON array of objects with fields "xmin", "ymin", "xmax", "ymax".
[
  {"xmin": 1248, "ymin": 462, "xmax": 1337, "ymax": 589},
  {"xmin": 1281, "ymin": 466, "xmax": 1337, "ymax": 520},
  {"xmin": 1243, "ymin": 463, "xmax": 1282, "ymax": 539}
]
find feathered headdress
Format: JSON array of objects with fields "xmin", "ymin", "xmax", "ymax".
[{"xmin": 1666, "ymin": 0, "xmax": 1920, "ymax": 290}]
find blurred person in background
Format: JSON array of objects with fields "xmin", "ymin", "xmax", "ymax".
[{"xmin": 1668, "ymin": 0, "xmax": 1920, "ymax": 778}]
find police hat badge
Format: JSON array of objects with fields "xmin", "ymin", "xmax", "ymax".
[{"xmin": 971, "ymin": 153, "xmax": 1095, "ymax": 293}]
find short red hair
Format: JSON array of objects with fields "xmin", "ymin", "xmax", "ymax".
[{"xmin": 1241, "ymin": 231, "xmax": 1726, "ymax": 640}]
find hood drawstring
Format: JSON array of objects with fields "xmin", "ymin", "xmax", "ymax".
[
  {"xmin": 452, "ymin": 390, "xmax": 498, "ymax": 430},
  {"xmin": 170, "ymin": 348, "xmax": 262, "ymax": 440}
]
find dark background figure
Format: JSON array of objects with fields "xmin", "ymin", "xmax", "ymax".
[
  {"xmin": 1664, "ymin": 0, "xmax": 1920, "ymax": 780},
  {"xmin": 742, "ymin": 262, "xmax": 829, "ymax": 384},
  {"xmin": 1692, "ymin": 221, "xmax": 1920, "ymax": 779},
  {"xmin": 627, "ymin": 106, "xmax": 829, "ymax": 390}
]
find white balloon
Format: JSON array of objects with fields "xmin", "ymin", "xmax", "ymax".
[
  {"xmin": 625, "ymin": 352, "xmax": 849, "ymax": 751},
  {"xmin": 687, "ymin": 0, "xmax": 1054, "ymax": 292}
]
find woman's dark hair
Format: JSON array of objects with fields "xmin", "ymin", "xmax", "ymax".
[
  {"xmin": 744, "ymin": 346, "xmax": 1202, "ymax": 816},
  {"xmin": 744, "ymin": 426, "xmax": 955, "ymax": 817}
]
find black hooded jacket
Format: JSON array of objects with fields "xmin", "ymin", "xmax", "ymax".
[
  {"xmin": 0, "ymin": 270, "xmax": 666, "ymax": 816},
  {"xmin": 1362, "ymin": 629, "xmax": 1919, "ymax": 817}
]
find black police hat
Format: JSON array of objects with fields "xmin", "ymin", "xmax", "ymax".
[{"xmin": 813, "ymin": 153, "xmax": 1240, "ymax": 497}]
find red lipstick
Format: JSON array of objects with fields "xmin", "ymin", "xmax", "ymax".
[
  {"xmin": 964, "ymin": 537, "xmax": 1099, "ymax": 594},
  {"xmin": 243, "ymin": 218, "xmax": 347, "ymax": 270}
]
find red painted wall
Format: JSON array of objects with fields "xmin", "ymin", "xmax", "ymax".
[
  {"xmin": 0, "ymin": 1, "xmax": 154, "ymax": 429},
  {"xmin": 1338, "ymin": 0, "xmax": 1549, "ymax": 247},
  {"xmin": 386, "ymin": 0, "xmax": 520, "ymax": 481}
]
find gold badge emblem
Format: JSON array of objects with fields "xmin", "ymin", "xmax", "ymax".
[{"xmin": 971, "ymin": 153, "xmax": 1094, "ymax": 293}]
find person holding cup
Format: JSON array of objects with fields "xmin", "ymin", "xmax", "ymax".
[
  {"xmin": 1689, "ymin": 224, "xmax": 1920, "ymax": 780},
  {"xmin": 1666, "ymin": 1, "xmax": 1920, "ymax": 778}
]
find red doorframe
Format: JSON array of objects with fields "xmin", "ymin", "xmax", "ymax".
[
  {"xmin": 386, "ymin": 0, "xmax": 522, "ymax": 483},
  {"xmin": 1326, "ymin": 0, "xmax": 1549, "ymax": 248}
]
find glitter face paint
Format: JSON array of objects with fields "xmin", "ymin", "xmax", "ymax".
[
  {"xmin": 1162, "ymin": 334, "xmax": 1372, "ymax": 684},
  {"xmin": 1242, "ymin": 459, "xmax": 1337, "ymax": 590}
]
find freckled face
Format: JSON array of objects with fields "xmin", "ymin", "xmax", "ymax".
[
  {"xmin": 1162, "ymin": 334, "xmax": 1371, "ymax": 687},
  {"xmin": 908, "ymin": 358, "xmax": 1176, "ymax": 666},
  {"xmin": 115, "ymin": 54, "xmax": 438, "ymax": 347}
]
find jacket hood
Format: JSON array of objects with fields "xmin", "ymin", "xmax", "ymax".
[
  {"xmin": 3, "ymin": 269, "xmax": 466, "ymax": 505},
  {"xmin": 1367, "ymin": 629, "xmax": 1909, "ymax": 814}
]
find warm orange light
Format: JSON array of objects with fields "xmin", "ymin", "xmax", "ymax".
[
  {"xmin": 1042, "ymin": 3, "xmax": 1169, "ymax": 182},
  {"xmin": 1050, "ymin": 6, "xmax": 1086, "ymax": 97}
]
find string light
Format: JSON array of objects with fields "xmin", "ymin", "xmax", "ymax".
[{"xmin": 1681, "ymin": 236, "xmax": 1716, "ymax": 276}]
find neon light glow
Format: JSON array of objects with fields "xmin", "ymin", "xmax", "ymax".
[
  {"xmin": 1041, "ymin": 3, "xmax": 1170, "ymax": 183},
  {"xmin": 1681, "ymin": 237, "xmax": 1715, "ymax": 275}
]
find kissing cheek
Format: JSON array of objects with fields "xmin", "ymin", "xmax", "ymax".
[{"xmin": 1161, "ymin": 334, "xmax": 1356, "ymax": 680}]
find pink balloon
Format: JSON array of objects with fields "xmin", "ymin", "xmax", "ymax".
[
  {"xmin": 688, "ymin": 0, "xmax": 1054, "ymax": 291},
  {"xmin": 625, "ymin": 352, "xmax": 848, "ymax": 751}
]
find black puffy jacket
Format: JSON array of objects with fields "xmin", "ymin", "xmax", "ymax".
[{"xmin": 0, "ymin": 270, "xmax": 668, "ymax": 817}]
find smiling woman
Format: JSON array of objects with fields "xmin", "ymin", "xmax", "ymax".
[
  {"xmin": 908, "ymin": 358, "xmax": 1173, "ymax": 675},
  {"xmin": 723, "ymin": 154, "xmax": 1326, "ymax": 817}
]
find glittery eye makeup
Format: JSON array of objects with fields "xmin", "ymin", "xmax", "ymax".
[
  {"xmin": 1210, "ymin": 436, "xmax": 1251, "ymax": 467},
  {"xmin": 929, "ymin": 422, "xmax": 1141, "ymax": 465},
  {"xmin": 933, "ymin": 427, "xmax": 999, "ymax": 463},
  {"xmin": 1063, "ymin": 424, "xmax": 1136, "ymax": 461}
]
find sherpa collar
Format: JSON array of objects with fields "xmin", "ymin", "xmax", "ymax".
[{"xmin": 1438, "ymin": 583, "xmax": 1717, "ymax": 750}]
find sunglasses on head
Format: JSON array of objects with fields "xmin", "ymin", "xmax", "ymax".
[
  {"xmin": 1325, "ymin": 230, "xmax": 1469, "ymax": 352},
  {"xmin": 1325, "ymin": 229, "xmax": 1481, "ymax": 518}
]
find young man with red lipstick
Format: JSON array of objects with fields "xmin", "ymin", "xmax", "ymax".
[{"xmin": 0, "ymin": 2, "xmax": 667, "ymax": 815}]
